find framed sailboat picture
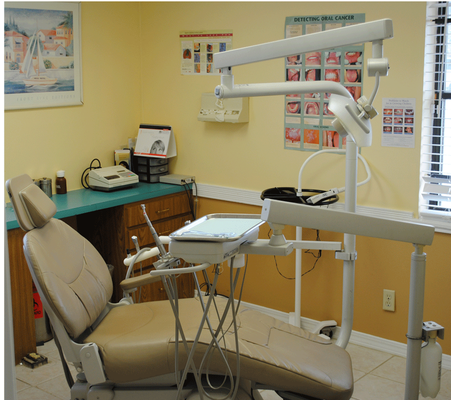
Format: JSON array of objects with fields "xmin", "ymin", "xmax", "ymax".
[{"xmin": 4, "ymin": 2, "xmax": 82, "ymax": 110}]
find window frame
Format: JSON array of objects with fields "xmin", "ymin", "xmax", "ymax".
[{"xmin": 420, "ymin": 1, "xmax": 451, "ymax": 233}]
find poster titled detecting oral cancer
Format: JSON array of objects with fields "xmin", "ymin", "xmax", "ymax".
[{"xmin": 284, "ymin": 14, "xmax": 365, "ymax": 152}]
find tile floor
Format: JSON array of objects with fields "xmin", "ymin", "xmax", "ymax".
[{"xmin": 14, "ymin": 340, "xmax": 451, "ymax": 400}]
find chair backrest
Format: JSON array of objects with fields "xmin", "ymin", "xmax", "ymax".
[{"xmin": 6, "ymin": 174, "xmax": 113, "ymax": 339}]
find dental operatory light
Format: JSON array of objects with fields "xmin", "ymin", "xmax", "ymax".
[{"xmin": 214, "ymin": 18, "xmax": 393, "ymax": 147}]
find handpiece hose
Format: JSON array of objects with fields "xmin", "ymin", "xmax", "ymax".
[{"xmin": 141, "ymin": 204, "xmax": 167, "ymax": 256}]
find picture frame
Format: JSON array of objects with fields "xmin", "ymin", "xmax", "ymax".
[{"xmin": 4, "ymin": 2, "xmax": 83, "ymax": 110}]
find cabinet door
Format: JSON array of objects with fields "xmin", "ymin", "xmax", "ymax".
[
  {"xmin": 7, "ymin": 228, "xmax": 36, "ymax": 364},
  {"xmin": 125, "ymin": 192, "xmax": 192, "ymax": 228},
  {"xmin": 126, "ymin": 215, "xmax": 191, "ymax": 250}
]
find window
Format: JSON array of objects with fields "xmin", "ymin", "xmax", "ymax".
[{"xmin": 420, "ymin": 1, "xmax": 451, "ymax": 230}]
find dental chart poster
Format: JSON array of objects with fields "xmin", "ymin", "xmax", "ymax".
[
  {"xmin": 180, "ymin": 30, "xmax": 233, "ymax": 75},
  {"xmin": 284, "ymin": 13, "xmax": 365, "ymax": 151},
  {"xmin": 381, "ymin": 98, "xmax": 416, "ymax": 148}
]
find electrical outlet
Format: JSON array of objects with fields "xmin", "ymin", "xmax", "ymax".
[{"xmin": 383, "ymin": 289, "xmax": 395, "ymax": 312}]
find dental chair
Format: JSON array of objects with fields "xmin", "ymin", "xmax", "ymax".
[{"xmin": 6, "ymin": 174, "xmax": 353, "ymax": 400}]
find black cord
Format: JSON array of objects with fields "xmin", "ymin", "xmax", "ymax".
[
  {"xmin": 261, "ymin": 187, "xmax": 339, "ymax": 207},
  {"xmin": 81, "ymin": 158, "xmax": 102, "ymax": 189},
  {"xmin": 268, "ymin": 228, "xmax": 323, "ymax": 280},
  {"xmin": 181, "ymin": 180, "xmax": 198, "ymax": 220},
  {"xmin": 302, "ymin": 230, "xmax": 322, "ymax": 277},
  {"xmin": 273, "ymin": 255, "xmax": 295, "ymax": 280},
  {"xmin": 267, "ymin": 229, "xmax": 295, "ymax": 280},
  {"xmin": 192, "ymin": 181, "xmax": 198, "ymax": 219},
  {"xmin": 182, "ymin": 182, "xmax": 195, "ymax": 220}
]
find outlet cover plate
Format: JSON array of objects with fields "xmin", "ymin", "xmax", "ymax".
[{"xmin": 383, "ymin": 289, "xmax": 395, "ymax": 312}]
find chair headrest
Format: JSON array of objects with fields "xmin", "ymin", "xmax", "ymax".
[{"xmin": 6, "ymin": 174, "xmax": 57, "ymax": 232}]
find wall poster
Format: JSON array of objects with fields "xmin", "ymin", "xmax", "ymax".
[
  {"xmin": 180, "ymin": 30, "xmax": 233, "ymax": 75},
  {"xmin": 284, "ymin": 14, "xmax": 365, "ymax": 152},
  {"xmin": 4, "ymin": 2, "xmax": 83, "ymax": 110},
  {"xmin": 381, "ymin": 98, "xmax": 416, "ymax": 148}
]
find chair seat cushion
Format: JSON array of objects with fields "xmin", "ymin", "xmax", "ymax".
[{"xmin": 86, "ymin": 297, "xmax": 353, "ymax": 400}]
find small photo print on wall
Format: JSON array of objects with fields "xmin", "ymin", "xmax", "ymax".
[{"xmin": 381, "ymin": 98, "xmax": 416, "ymax": 148}]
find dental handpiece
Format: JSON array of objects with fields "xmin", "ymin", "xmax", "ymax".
[
  {"xmin": 141, "ymin": 204, "xmax": 167, "ymax": 256},
  {"xmin": 131, "ymin": 236, "xmax": 140, "ymax": 253}
]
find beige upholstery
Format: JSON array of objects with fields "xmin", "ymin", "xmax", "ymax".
[
  {"xmin": 6, "ymin": 174, "xmax": 57, "ymax": 231},
  {"xmin": 6, "ymin": 174, "xmax": 112, "ymax": 338},
  {"xmin": 6, "ymin": 173, "xmax": 353, "ymax": 400},
  {"xmin": 24, "ymin": 219, "xmax": 113, "ymax": 338},
  {"xmin": 88, "ymin": 297, "xmax": 353, "ymax": 400}
]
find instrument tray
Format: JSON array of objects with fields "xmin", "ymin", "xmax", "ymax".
[{"xmin": 170, "ymin": 214, "xmax": 265, "ymax": 242}]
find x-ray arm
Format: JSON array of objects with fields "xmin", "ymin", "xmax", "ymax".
[
  {"xmin": 214, "ymin": 19, "xmax": 393, "ymax": 100},
  {"xmin": 214, "ymin": 18, "xmax": 393, "ymax": 147},
  {"xmin": 214, "ymin": 19, "xmax": 393, "ymax": 71}
]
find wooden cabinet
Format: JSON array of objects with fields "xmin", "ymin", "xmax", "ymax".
[
  {"xmin": 122, "ymin": 192, "xmax": 194, "ymax": 303},
  {"xmin": 7, "ymin": 228, "xmax": 36, "ymax": 365},
  {"xmin": 78, "ymin": 191, "xmax": 195, "ymax": 303}
]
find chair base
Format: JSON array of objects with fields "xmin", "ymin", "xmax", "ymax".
[{"xmin": 73, "ymin": 376, "xmax": 256, "ymax": 400}]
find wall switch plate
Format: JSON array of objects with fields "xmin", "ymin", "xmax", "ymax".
[{"xmin": 383, "ymin": 289, "xmax": 395, "ymax": 312}]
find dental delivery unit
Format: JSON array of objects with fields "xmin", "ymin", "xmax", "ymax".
[{"xmin": 6, "ymin": 18, "xmax": 444, "ymax": 400}]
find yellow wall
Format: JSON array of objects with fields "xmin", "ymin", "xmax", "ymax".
[
  {"xmin": 4, "ymin": 3, "xmax": 142, "ymax": 190},
  {"xmin": 4, "ymin": 2, "xmax": 450, "ymax": 354},
  {"xmin": 4, "ymin": 1, "xmax": 426, "ymax": 214},
  {"xmin": 140, "ymin": 1, "xmax": 426, "ymax": 215}
]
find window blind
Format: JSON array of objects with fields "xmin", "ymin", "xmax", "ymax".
[{"xmin": 420, "ymin": 1, "xmax": 451, "ymax": 225}]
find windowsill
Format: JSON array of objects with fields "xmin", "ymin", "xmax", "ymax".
[{"xmin": 419, "ymin": 216, "xmax": 451, "ymax": 235}]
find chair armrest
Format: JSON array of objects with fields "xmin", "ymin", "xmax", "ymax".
[{"xmin": 120, "ymin": 273, "xmax": 160, "ymax": 291}]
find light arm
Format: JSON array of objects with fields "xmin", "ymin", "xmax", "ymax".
[{"xmin": 261, "ymin": 199, "xmax": 435, "ymax": 246}]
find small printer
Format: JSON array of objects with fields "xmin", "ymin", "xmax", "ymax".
[{"xmin": 89, "ymin": 166, "xmax": 139, "ymax": 192}]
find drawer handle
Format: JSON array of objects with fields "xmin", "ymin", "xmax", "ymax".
[{"xmin": 156, "ymin": 208, "xmax": 170, "ymax": 214}]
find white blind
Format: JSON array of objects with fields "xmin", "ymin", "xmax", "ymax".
[{"xmin": 420, "ymin": 1, "xmax": 451, "ymax": 224}]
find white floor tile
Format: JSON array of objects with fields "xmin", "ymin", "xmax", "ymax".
[
  {"xmin": 370, "ymin": 355, "xmax": 406, "ymax": 384},
  {"xmin": 353, "ymin": 369, "xmax": 366, "ymax": 382},
  {"xmin": 38, "ymin": 374, "xmax": 71, "ymax": 400},
  {"xmin": 17, "ymin": 386, "xmax": 62, "ymax": 400},
  {"xmin": 15, "ymin": 379, "xmax": 31, "ymax": 393},
  {"xmin": 346, "ymin": 343, "xmax": 393, "ymax": 373},
  {"xmin": 352, "ymin": 374, "xmax": 405, "ymax": 400},
  {"xmin": 15, "ymin": 358, "xmax": 64, "ymax": 387},
  {"xmin": 36, "ymin": 339, "xmax": 58, "ymax": 356}
]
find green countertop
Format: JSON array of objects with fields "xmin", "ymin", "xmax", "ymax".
[{"xmin": 5, "ymin": 182, "xmax": 189, "ymax": 230}]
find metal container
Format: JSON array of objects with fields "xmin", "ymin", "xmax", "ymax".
[
  {"xmin": 40, "ymin": 178, "xmax": 52, "ymax": 198},
  {"xmin": 35, "ymin": 311, "xmax": 53, "ymax": 344}
]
